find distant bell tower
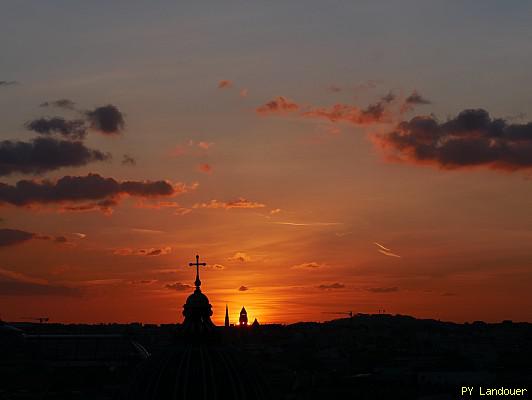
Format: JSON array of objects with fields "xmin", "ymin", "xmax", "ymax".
[
  {"xmin": 225, "ymin": 304, "xmax": 229, "ymax": 327},
  {"xmin": 239, "ymin": 306, "xmax": 248, "ymax": 326}
]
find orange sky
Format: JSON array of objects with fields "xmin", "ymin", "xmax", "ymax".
[{"xmin": 1, "ymin": 2, "xmax": 532, "ymax": 325}]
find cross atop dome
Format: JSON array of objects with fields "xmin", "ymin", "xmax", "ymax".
[{"xmin": 188, "ymin": 254, "xmax": 207, "ymax": 290}]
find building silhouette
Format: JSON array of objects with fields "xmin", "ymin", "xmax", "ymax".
[
  {"xmin": 239, "ymin": 306, "xmax": 248, "ymax": 326},
  {"xmin": 225, "ymin": 304, "xmax": 229, "ymax": 327},
  {"xmin": 123, "ymin": 255, "xmax": 268, "ymax": 399}
]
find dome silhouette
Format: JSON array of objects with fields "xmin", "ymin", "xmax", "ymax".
[{"xmin": 123, "ymin": 255, "xmax": 268, "ymax": 399}]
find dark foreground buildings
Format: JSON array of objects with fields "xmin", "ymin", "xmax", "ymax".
[{"xmin": 1, "ymin": 256, "xmax": 531, "ymax": 399}]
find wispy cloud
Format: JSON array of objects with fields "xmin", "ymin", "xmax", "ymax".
[
  {"xmin": 317, "ymin": 282, "xmax": 345, "ymax": 290},
  {"xmin": 374, "ymin": 242, "xmax": 401, "ymax": 258},
  {"xmin": 373, "ymin": 242, "xmax": 391, "ymax": 252},
  {"xmin": 274, "ymin": 221, "xmax": 342, "ymax": 227},
  {"xmin": 194, "ymin": 198, "xmax": 266, "ymax": 210},
  {"xmin": 113, "ymin": 246, "xmax": 172, "ymax": 256},
  {"xmin": 228, "ymin": 252, "xmax": 252, "ymax": 262},
  {"xmin": 291, "ymin": 262, "xmax": 326, "ymax": 270},
  {"xmin": 0, "ymin": 267, "xmax": 80, "ymax": 297},
  {"xmin": 122, "ymin": 154, "xmax": 136, "ymax": 165},
  {"xmin": 366, "ymin": 286, "xmax": 399, "ymax": 293},
  {"xmin": 256, "ymin": 96, "xmax": 299, "ymax": 114},
  {"xmin": 0, "ymin": 80, "xmax": 19, "ymax": 87},
  {"xmin": 378, "ymin": 249, "xmax": 402, "ymax": 258},
  {"xmin": 165, "ymin": 282, "xmax": 192, "ymax": 291}
]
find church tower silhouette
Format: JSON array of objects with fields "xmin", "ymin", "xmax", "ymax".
[
  {"xmin": 239, "ymin": 306, "xmax": 248, "ymax": 326},
  {"xmin": 225, "ymin": 304, "xmax": 229, "ymax": 327}
]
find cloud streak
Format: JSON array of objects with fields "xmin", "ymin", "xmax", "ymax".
[
  {"xmin": 0, "ymin": 80, "xmax": 18, "ymax": 87},
  {"xmin": 291, "ymin": 262, "xmax": 325, "ymax": 270},
  {"xmin": 165, "ymin": 282, "xmax": 192, "ymax": 291},
  {"xmin": 194, "ymin": 198, "xmax": 265, "ymax": 210},
  {"xmin": 0, "ymin": 228, "xmax": 34, "ymax": 247},
  {"xmin": 317, "ymin": 282, "xmax": 345, "ymax": 290},
  {"xmin": 0, "ymin": 267, "xmax": 80, "ymax": 297}
]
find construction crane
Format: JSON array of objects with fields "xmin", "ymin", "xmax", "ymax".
[{"xmin": 21, "ymin": 317, "xmax": 49, "ymax": 324}]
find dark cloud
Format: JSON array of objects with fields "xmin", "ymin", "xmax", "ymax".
[
  {"xmin": 0, "ymin": 81, "xmax": 18, "ymax": 87},
  {"xmin": 40, "ymin": 99, "xmax": 76, "ymax": 110},
  {"xmin": 0, "ymin": 137, "xmax": 109, "ymax": 176},
  {"xmin": 122, "ymin": 154, "xmax": 136, "ymax": 166},
  {"xmin": 25, "ymin": 117, "xmax": 87, "ymax": 139},
  {"xmin": 86, "ymin": 105, "xmax": 125, "ymax": 134},
  {"xmin": 238, "ymin": 285, "xmax": 249, "ymax": 291},
  {"xmin": 165, "ymin": 282, "xmax": 192, "ymax": 291},
  {"xmin": 401, "ymin": 91, "xmax": 431, "ymax": 113},
  {"xmin": 29, "ymin": 102, "xmax": 124, "ymax": 137},
  {"xmin": 317, "ymin": 283, "xmax": 345, "ymax": 290},
  {"xmin": 405, "ymin": 91, "xmax": 431, "ymax": 105},
  {"xmin": 381, "ymin": 91, "xmax": 396, "ymax": 104},
  {"xmin": 0, "ymin": 228, "xmax": 34, "ymax": 247},
  {"xmin": 0, "ymin": 268, "xmax": 81, "ymax": 297},
  {"xmin": 377, "ymin": 109, "xmax": 532, "ymax": 171},
  {"xmin": 367, "ymin": 286, "xmax": 399, "ymax": 293},
  {"xmin": 0, "ymin": 173, "xmax": 176, "ymax": 211},
  {"xmin": 54, "ymin": 236, "xmax": 68, "ymax": 243},
  {"xmin": 256, "ymin": 97, "xmax": 299, "ymax": 114},
  {"xmin": 0, "ymin": 229, "xmax": 72, "ymax": 247},
  {"xmin": 62, "ymin": 198, "xmax": 119, "ymax": 214},
  {"xmin": 302, "ymin": 100, "xmax": 391, "ymax": 125},
  {"xmin": 0, "ymin": 280, "xmax": 80, "ymax": 296}
]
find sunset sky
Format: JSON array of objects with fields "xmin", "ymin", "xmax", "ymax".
[{"xmin": 1, "ymin": 1, "xmax": 532, "ymax": 325}]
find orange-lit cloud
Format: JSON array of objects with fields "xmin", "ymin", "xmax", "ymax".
[
  {"xmin": 238, "ymin": 285, "xmax": 249, "ymax": 291},
  {"xmin": 240, "ymin": 88, "xmax": 248, "ymax": 97},
  {"xmin": 165, "ymin": 282, "xmax": 193, "ymax": 291},
  {"xmin": 228, "ymin": 252, "xmax": 251, "ymax": 262},
  {"xmin": 218, "ymin": 80, "xmax": 232, "ymax": 89},
  {"xmin": 193, "ymin": 198, "xmax": 266, "ymax": 210},
  {"xmin": 291, "ymin": 262, "xmax": 326, "ymax": 270},
  {"xmin": 302, "ymin": 102, "xmax": 391, "ymax": 125},
  {"xmin": 273, "ymin": 221, "xmax": 341, "ymax": 227},
  {"xmin": 378, "ymin": 249, "xmax": 402, "ymax": 258},
  {"xmin": 256, "ymin": 96, "xmax": 299, "ymax": 114},
  {"xmin": 198, "ymin": 141, "xmax": 213, "ymax": 150},
  {"xmin": 113, "ymin": 246, "xmax": 172, "ymax": 256},
  {"xmin": 198, "ymin": 163, "xmax": 212, "ymax": 173}
]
